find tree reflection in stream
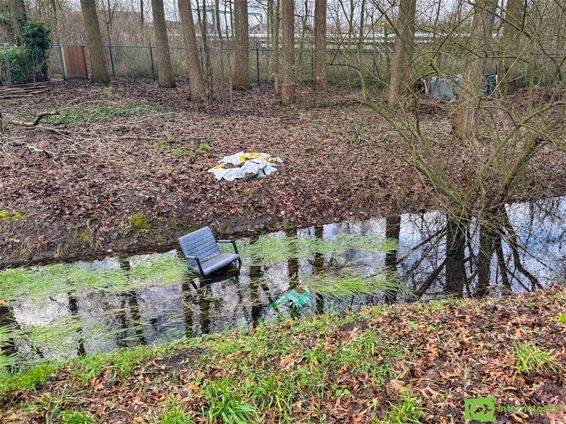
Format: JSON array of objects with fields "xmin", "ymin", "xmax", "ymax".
[{"xmin": 2, "ymin": 196, "xmax": 565, "ymax": 367}]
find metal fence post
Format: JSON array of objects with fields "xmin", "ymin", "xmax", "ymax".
[
  {"xmin": 108, "ymin": 45, "xmax": 116, "ymax": 79},
  {"xmin": 3, "ymin": 46, "xmax": 12, "ymax": 86},
  {"xmin": 256, "ymin": 47, "xmax": 260, "ymax": 83},
  {"xmin": 149, "ymin": 45, "xmax": 156, "ymax": 81},
  {"xmin": 311, "ymin": 49, "xmax": 314, "ymax": 82},
  {"xmin": 59, "ymin": 45, "xmax": 67, "ymax": 80}
]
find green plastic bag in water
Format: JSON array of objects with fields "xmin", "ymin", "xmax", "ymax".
[{"xmin": 271, "ymin": 288, "xmax": 314, "ymax": 309}]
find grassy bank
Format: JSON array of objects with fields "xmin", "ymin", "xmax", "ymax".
[{"xmin": 1, "ymin": 287, "xmax": 565, "ymax": 423}]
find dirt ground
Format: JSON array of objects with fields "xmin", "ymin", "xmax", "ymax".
[{"xmin": 1, "ymin": 80, "xmax": 565, "ymax": 267}]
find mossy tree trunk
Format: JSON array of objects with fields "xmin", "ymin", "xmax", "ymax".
[
  {"xmin": 80, "ymin": 0, "xmax": 110, "ymax": 84},
  {"xmin": 233, "ymin": 0, "xmax": 250, "ymax": 89},
  {"xmin": 151, "ymin": 0, "xmax": 176, "ymax": 88},
  {"xmin": 178, "ymin": 0, "xmax": 206, "ymax": 99},
  {"xmin": 281, "ymin": 0, "xmax": 295, "ymax": 104}
]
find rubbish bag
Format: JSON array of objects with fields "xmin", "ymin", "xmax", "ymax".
[
  {"xmin": 208, "ymin": 152, "xmax": 283, "ymax": 181},
  {"xmin": 271, "ymin": 288, "xmax": 315, "ymax": 310}
]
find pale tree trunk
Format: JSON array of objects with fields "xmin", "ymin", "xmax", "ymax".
[
  {"xmin": 281, "ymin": 0, "xmax": 295, "ymax": 104},
  {"xmin": 151, "ymin": 0, "xmax": 176, "ymax": 87},
  {"xmin": 386, "ymin": 0, "xmax": 416, "ymax": 106},
  {"xmin": 452, "ymin": 0, "xmax": 493, "ymax": 139},
  {"xmin": 233, "ymin": 0, "xmax": 250, "ymax": 89},
  {"xmin": 179, "ymin": 0, "xmax": 206, "ymax": 100},
  {"xmin": 499, "ymin": 0, "xmax": 525, "ymax": 94},
  {"xmin": 80, "ymin": 0, "xmax": 110, "ymax": 83},
  {"xmin": 314, "ymin": 0, "xmax": 326, "ymax": 91},
  {"xmin": 9, "ymin": 0, "xmax": 26, "ymax": 42}
]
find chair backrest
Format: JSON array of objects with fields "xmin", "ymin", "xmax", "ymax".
[{"xmin": 178, "ymin": 226, "xmax": 220, "ymax": 261}]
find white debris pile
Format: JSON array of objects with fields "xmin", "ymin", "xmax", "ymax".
[{"xmin": 208, "ymin": 152, "xmax": 283, "ymax": 181}]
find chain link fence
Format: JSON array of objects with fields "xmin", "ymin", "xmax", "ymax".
[{"xmin": 39, "ymin": 43, "xmax": 389, "ymax": 86}]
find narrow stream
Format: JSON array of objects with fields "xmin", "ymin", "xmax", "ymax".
[{"xmin": 1, "ymin": 196, "xmax": 565, "ymax": 368}]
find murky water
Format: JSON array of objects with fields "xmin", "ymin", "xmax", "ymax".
[{"xmin": 1, "ymin": 196, "xmax": 565, "ymax": 367}]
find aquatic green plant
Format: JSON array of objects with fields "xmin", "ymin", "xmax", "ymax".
[
  {"xmin": 302, "ymin": 269, "xmax": 410, "ymax": 299},
  {"xmin": 244, "ymin": 234, "xmax": 397, "ymax": 265},
  {"xmin": 129, "ymin": 255, "xmax": 190, "ymax": 285},
  {"xmin": 0, "ymin": 253, "xmax": 190, "ymax": 304},
  {"xmin": 0, "ymin": 264, "xmax": 130, "ymax": 302}
]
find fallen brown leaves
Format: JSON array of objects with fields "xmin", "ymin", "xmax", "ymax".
[{"xmin": 1, "ymin": 81, "xmax": 565, "ymax": 268}]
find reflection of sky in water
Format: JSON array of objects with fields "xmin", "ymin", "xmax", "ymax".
[{"xmin": 4, "ymin": 196, "xmax": 566, "ymax": 365}]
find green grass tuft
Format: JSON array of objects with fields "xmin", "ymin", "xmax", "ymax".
[
  {"xmin": 514, "ymin": 341, "xmax": 557, "ymax": 374},
  {"xmin": 0, "ymin": 362, "xmax": 62, "ymax": 396},
  {"xmin": 378, "ymin": 392, "xmax": 423, "ymax": 423},
  {"xmin": 203, "ymin": 379, "xmax": 260, "ymax": 423},
  {"xmin": 60, "ymin": 410, "xmax": 94, "ymax": 424}
]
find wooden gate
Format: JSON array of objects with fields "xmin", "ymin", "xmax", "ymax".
[{"xmin": 62, "ymin": 46, "xmax": 88, "ymax": 80}]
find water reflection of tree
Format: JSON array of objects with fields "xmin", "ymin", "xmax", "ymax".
[{"xmin": 398, "ymin": 197, "xmax": 566, "ymax": 300}]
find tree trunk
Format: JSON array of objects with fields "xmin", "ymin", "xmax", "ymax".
[
  {"xmin": 386, "ymin": 0, "xmax": 416, "ymax": 107},
  {"xmin": 445, "ymin": 217, "xmax": 467, "ymax": 297},
  {"xmin": 233, "ymin": 0, "xmax": 250, "ymax": 89},
  {"xmin": 499, "ymin": 0, "xmax": 524, "ymax": 94},
  {"xmin": 151, "ymin": 0, "xmax": 176, "ymax": 87},
  {"xmin": 9, "ymin": 0, "xmax": 27, "ymax": 42},
  {"xmin": 314, "ymin": 0, "xmax": 326, "ymax": 91},
  {"xmin": 452, "ymin": 0, "xmax": 493, "ymax": 139},
  {"xmin": 271, "ymin": 0, "xmax": 281, "ymax": 90},
  {"xmin": 179, "ymin": 0, "xmax": 206, "ymax": 100},
  {"xmin": 80, "ymin": 0, "xmax": 110, "ymax": 83},
  {"xmin": 281, "ymin": 0, "xmax": 295, "ymax": 104},
  {"xmin": 384, "ymin": 215, "xmax": 401, "ymax": 303}
]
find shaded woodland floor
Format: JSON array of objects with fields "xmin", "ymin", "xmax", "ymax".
[
  {"xmin": 1, "ymin": 286, "xmax": 565, "ymax": 423},
  {"xmin": 1, "ymin": 80, "xmax": 566, "ymax": 266}
]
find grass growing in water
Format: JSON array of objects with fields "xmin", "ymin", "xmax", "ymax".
[
  {"xmin": 35, "ymin": 102, "xmax": 176, "ymax": 125},
  {"xmin": 243, "ymin": 234, "xmax": 397, "ymax": 265},
  {"xmin": 303, "ymin": 269, "xmax": 410, "ymax": 299},
  {"xmin": 129, "ymin": 254, "xmax": 189, "ymax": 285},
  {"xmin": 0, "ymin": 254, "xmax": 190, "ymax": 303},
  {"xmin": 0, "ymin": 264, "xmax": 129, "ymax": 302}
]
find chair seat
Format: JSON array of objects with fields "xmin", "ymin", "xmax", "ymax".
[{"xmin": 198, "ymin": 253, "xmax": 240, "ymax": 276}]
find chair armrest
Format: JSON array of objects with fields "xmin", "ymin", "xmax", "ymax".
[
  {"xmin": 185, "ymin": 255, "xmax": 204, "ymax": 275},
  {"xmin": 217, "ymin": 240, "xmax": 239, "ymax": 255}
]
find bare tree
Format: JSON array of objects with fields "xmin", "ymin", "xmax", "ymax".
[
  {"xmin": 499, "ymin": 0, "xmax": 525, "ymax": 94},
  {"xmin": 179, "ymin": 0, "xmax": 207, "ymax": 100},
  {"xmin": 452, "ymin": 0, "xmax": 493, "ymax": 139},
  {"xmin": 233, "ymin": 0, "xmax": 250, "ymax": 89},
  {"xmin": 386, "ymin": 0, "xmax": 416, "ymax": 106},
  {"xmin": 8, "ymin": 0, "xmax": 27, "ymax": 42},
  {"xmin": 314, "ymin": 0, "xmax": 327, "ymax": 90},
  {"xmin": 151, "ymin": 0, "xmax": 176, "ymax": 87},
  {"xmin": 80, "ymin": 0, "xmax": 110, "ymax": 83},
  {"xmin": 281, "ymin": 0, "xmax": 295, "ymax": 104}
]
